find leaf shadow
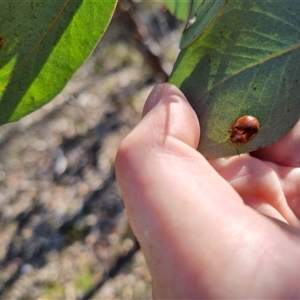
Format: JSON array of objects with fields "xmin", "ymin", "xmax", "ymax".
[{"xmin": 0, "ymin": 1, "xmax": 83, "ymax": 124}]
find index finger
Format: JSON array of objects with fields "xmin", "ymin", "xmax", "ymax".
[{"xmin": 251, "ymin": 119, "xmax": 300, "ymax": 167}]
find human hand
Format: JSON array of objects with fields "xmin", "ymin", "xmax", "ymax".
[{"xmin": 116, "ymin": 83, "xmax": 300, "ymax": 299}]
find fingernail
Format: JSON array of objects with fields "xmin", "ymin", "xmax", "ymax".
[{"xmin": 142, "ymin": 84, "xmax": 164, "ymax": 117}]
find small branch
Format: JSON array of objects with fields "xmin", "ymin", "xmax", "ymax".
[{"xmin": 115, "ymin": 0, "xmax": 169, "ymax": 82}]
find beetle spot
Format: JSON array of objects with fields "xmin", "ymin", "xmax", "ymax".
[{"xmin": 230, "ymin": 115, "xmax": 259, "ymax": 144}]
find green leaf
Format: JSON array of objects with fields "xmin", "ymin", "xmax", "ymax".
[
  {"xmin": 0, "ymin": 0, "xmax": 117, "ymax": 125},
  {"xmin": 180, "ymin": 0, "xmax": 227, "ymax": 49},
  {"xmin": 165, "ymin": 0, "xmax": 203, "ymax": 21},
  {"xmin": 169, "ymin": 0, "xmax": 300, "ymax": 158}
]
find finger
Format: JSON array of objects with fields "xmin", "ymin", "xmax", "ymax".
[
  {"xmin": 141, "ymin": 83, "xmax": 200, "ymax": 148},
  {"xmin": 116, "ymin": 84, "xmax": 300, "ymax": 298},
  {"xmin": 209, "ymin": 155, "xmax": 300, "ymax": 227},
  {"xmin": 251, "ymin": 119, "xmax": 300, "ymax": 167},
  {"xmin": 116, "ymin": 83, "xmax": 244, "ymax": 296},
  {"xmin": 264, "ymin": 161, "xmax": 300, "ymax": 224}
]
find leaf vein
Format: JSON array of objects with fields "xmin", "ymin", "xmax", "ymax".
[
  {"xmin": 13, "ymin": 0, "xmax": 71, "ymax": 76},
  {"xmin": 207, "ymin": 43, "xmax": 300, "ymax": 92}
]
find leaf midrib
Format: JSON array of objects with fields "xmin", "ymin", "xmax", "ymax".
[
  {"xmin": 205, "ymin": 42, "xmax": 300, "ymax": 93},
  {"xmin": 12, "ymin": 0, "xmax": 71, "ymax": 78}
]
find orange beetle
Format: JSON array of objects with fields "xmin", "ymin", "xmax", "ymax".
[{"xmin": 230, "ymin": 115, "xmax": 259, "ymax": 144}]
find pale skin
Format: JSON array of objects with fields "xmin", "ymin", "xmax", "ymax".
[{"xmin": 115, "ymin": 83, "xmax": 300, "ymax": 299}]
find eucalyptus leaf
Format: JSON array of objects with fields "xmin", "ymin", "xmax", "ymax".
[
  {"xmin": 180, "ymin": 0, "xmax": 227, "ymax": 49},
  {"xmin": 165, "ymin": 0, "xmax": 203, "ymax": 21},
  {"xmin": 0, "ymin": 0, "xmax": 117, "ymax": 125},
  {"xmin": 169, "ymin": 0, "xmax": 300, "ymax": 158}
]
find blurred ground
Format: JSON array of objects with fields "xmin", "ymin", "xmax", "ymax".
[{"xmin": 0, "ymin": 2, "xmax": 182, "ymax": 299}]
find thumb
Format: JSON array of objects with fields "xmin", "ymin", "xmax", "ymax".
[
  {"xmin": 116, "ymin": 83, "xmax": 300, "ymax": 299},
  {"xmin": 141, "ymin": 82, "xmax": 200, "ymax": 149},
  {"xmin": 116, "ymin": 82, "xmax": 204, "ymax": 240},
  {"xmin": 115, "ymin": 82, "xmax": 238, "ymax": 296}
]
